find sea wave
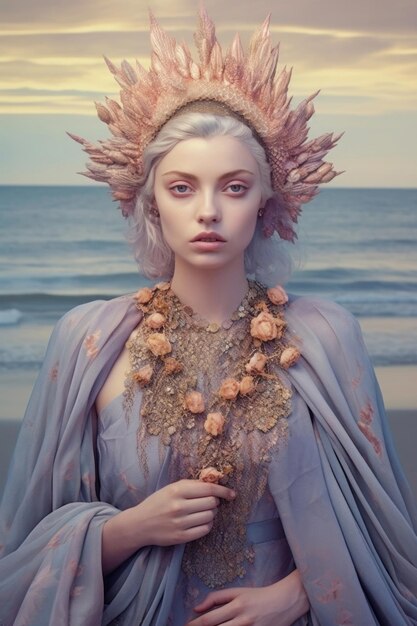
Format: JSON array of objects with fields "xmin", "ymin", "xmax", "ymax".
[
  {"xmin": 0, "ymin": 293, "xmax": 112, "ymax": 320},
  {"xmin": 0, "ymin": 344, "xmax": 44, "ymax": 370},
  {"xmin": 0, "ymin": 308, "xmax": 23, "ymax": 326},
  {"xmin": 1, "ymin": 289, "xmax": 417, "ymax": 320},
  {"xmin": 0, "ymin": 271, "xmax": 141, "ymax": 291}
]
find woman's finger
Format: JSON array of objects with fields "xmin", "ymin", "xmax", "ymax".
[
  {"xmin": 175, "ymin": 479, "xmax": 236, "ymax": 502},
  {"xmin": 186, "ymin": 598, "xmax": 238, "ymax": 626},
  {"xmin": 182, "ymin": 509, "xmax": 217, "ymax": 530},
  {"xmin": 193, "ymin": 588, "xmax": 240, "ymax": 612},
  {"xmin": 182, "ymin": 495, "xmax": 220, "ymax": 514}
]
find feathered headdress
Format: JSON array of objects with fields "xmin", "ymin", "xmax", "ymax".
[{"xmin": 69, "ymin": 7, "xmax": 342, "ymax": 241}]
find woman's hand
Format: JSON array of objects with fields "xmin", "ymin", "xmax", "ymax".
[
  {"xmin": 186, "ymin": 570, "xmax": 309, "ymax": 626},
  {"xmin": 102, "ymin": 479, "xmax": 235, "ymax": 574},
  {"xmin": 133, "ymin": 479, "xmax": 235, "ymax": 547}
]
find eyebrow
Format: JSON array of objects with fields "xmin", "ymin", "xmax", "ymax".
[{"xmin": 161, "ymin": 169, "xmax": 256, "ymax": 180}]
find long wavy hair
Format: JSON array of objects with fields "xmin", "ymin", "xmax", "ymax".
[{"xmin": 128, "ymin": 112, "xmax": 292, "ymax": 286}]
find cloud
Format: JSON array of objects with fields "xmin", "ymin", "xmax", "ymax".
[
  {"xmin": 0, "ymin": 0, "xmax": 416, "ymax": 118},
  {"xmin": 0, "ymin": 0, "xmax": 193, "ymax": 33},
  {"xmin": 2, "ymin": 0, "xmax": 417, "ymax": 34}
]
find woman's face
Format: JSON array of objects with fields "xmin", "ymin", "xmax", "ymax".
[{"xmin": 153, "ymin": 135, "xmax": 263, "ymax": 273}]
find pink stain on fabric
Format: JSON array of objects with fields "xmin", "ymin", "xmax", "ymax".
[
  {"xmin": 64, "ymin": 461, "xmax": 75, "ymax": 481},
  {"xmin": 336, "ymin": 609, "xmax": 354, "ymax": 625},
  {"xmin": 358, "ymin": 401, "xmax": 382, "ymax": 456},
  {"xmin": 68, "ymin": 559, "xmax": 84, "ymax": 577},
  {"xmin": 316, "ymin": 578, "xmax": 343, "ymax": 603},
  {"xmin": 120, "ymin": 471, "xmax": 140, "ymax": 496},
  {"xmin": 351, "ymin": 362, "xmax": 363, "ymax": 389},
  {"xmin": 49, "ymin": 363, "xmax": 59, "ymax": 381},
  {"xmin": 46, "ymin": 533, "xmax": 61, "ymax": 549},
  {"xmin": 82, "ymin": 472, "xmax": 95, "ymax": 489},
  {"xmin": 360, "ymin": 401, "xmax": 374, "ymax": 424},
  {"xmin": 83, "ymin": 330, "xmax": 101, "ymax": 359},
  {"xmin": 70, "ymin": 586, "xmax": 84, "ymax": 598}
]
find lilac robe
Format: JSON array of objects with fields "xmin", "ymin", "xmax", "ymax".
[{"xmin": 0, "ymin": 293, "xmax": 416, "ymax": 625}]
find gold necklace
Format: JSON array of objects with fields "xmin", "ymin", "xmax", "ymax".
[{"xmin": 124, "ymin": 280, "xmax": 300, "ymax": 587}]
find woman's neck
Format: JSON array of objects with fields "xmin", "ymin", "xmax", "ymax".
[{"xmin": 170, "ymin": 262, "xmax": 249, "ymax": 325}]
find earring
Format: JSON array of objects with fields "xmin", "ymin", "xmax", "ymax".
[
  {"xmin": 149, "ymin": 204, "xmax": 160, "ymax": 218},
  {"xmin": 258, "ymin": 207, "xmax": 264, "ymax": 217}
]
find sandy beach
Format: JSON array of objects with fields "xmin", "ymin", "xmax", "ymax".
[{"xmin": 0, "ymin": 365, "xmax": 416, "ymax": 500}]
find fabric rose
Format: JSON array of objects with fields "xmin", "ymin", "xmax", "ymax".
[
  {"xmin": 163, "ymin": 357, "xmax": 183, "ymax": 374},
  {"xmin": 239, "ymin": 376, "xmax": 256, "ymax": 395},
  {"xmin": 250, "ymin": 311, "xmax": 280, "ymax": 341},
  {"xmin": 267, "ymin": 285, "xmax": 288, "ymax": 306},
  {"xmin": 204, "ymin": 412, "xmax": 225, "ymax": 436},
  {"xmin": 280, "ymin": 346, "xmax": 301, "ymax": 369},
  {"xmin": 199, "ymin": 467, "xmax": 224, "ymax": 484},
  {"xmin": 245, "ymin": 352, "xmax": 267, "ymax": 374},
  {"xmin": 147, "ymin": 332, "xmax": 172, "ymax": 356},
  {"xmin": 218, "ymin": 378, "xmax": 240, "ymax": 400},
  {"xmin": 155, "ymin": 281, "xmax": 170, "ymax": 291},
  {"xmin": 184, "ymin": 390, "xmax": 205, "ymax": 414},
  {"xmin": 135, "ymin": 287, "xmax": 153, "ymax": 304},
  {"xmin": 132, "ymin": 364, "xmax": 153, "ymax": 386},
  {"xmin": 146, "ymin": 312, "xmax": 166, "ymax": 329}
]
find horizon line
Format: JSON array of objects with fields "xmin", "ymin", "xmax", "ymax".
[{"xmin": 0, "ymin": 184, "xmax": 416, "ymax": 191}]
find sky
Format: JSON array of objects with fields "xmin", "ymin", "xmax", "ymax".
[{"xmin": 0, "ymin": 0, "xmax": 416, "ymax": 187}]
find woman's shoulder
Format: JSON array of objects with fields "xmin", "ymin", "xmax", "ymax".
[
  {"xmin": 286, "ymin": 292, "xmax": 353, "ymax": 318},
  {"xmin": 286, "ymin": 293, "xmax": 359, "ymax": 329},
  {"xmin": 59, "ymin": 293, "xmax": 134, "ymax": 324},
  {"xmin": 284, "ymin": 293, "xmax": 363, "ymax": 355},
  {"xmin": 51, "ymin": 293, "xmax": 137, "ymax": 346}
]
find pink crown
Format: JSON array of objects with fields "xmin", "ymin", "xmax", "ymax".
[{"xmin": 69, "ymin": 7, "xmax": 343, "ymax": 241}]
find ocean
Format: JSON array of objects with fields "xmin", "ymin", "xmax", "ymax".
[{"xmin": 1, "ymin": 186, "xmax": 417, "ymax": 372}]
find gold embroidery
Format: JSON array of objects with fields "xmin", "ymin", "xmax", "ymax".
[{"xmin": 124, "ymin": 282, "xmax": 295, "ymax": 587}]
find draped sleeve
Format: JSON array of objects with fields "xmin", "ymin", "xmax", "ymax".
[
  {"xmin": 0, "ymin": 296, "xmax": 183, "ymax": 626},
  {"xmin": 270, "ymin": 296, "xmax": 417, "ymax": 625}
]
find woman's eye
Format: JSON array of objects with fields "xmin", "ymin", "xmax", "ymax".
[
  {"xmin": 171, "ymin": 184, "xmax": 190, "ymax": 194},
  {"xmin": 227, "ymin": 183, "xmax": 247, "ymax": 193}
]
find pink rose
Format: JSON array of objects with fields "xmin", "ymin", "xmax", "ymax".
[
  {"xmin": 204, "ymin": 412, "xmax": 225, "ymax": 436},
  {"xmin": 132, "ymin": 364, "xmax": 154, "ymax": 386},
  {"xmin": 147, "ymin": 332, "xmax": 172, "ymax": 356},
  {"xmin": 239, "ymin": 376, "xmax": 256, "ymax": 395},
  {"xmin": 184, "ymin": 390, "xmax": 205, "ymax": 414},
  {"xmin": 250, "ymin": 311, "xmax": 282, "ymax": 341},
  {"xmin": 146, "ymin": 312, "xmax": 166, "ymax": 329},
  {"xmin": 155, "ymin": 281, "xmax": 170, "ymax": 291},
  {"xmin": 245, "ymin": 352, "xmax": 267, "ymax": 374},
  {"xmin": 199, "ymin": 467, "xmax": 224, "ymax": 484},
  {"xmin": 218, "ymin": 378, "xmax": 240, "ymax": 400},
  {"xmin": 163, "ymin": 357, "xmax": 183, "ymax": 374},
  {"xmin": 280, "ymin": 346, "xmax": 301, "ymax": 369},
  {"xmin": 267, "ymin": 285, "xmax": 288, "ymax": 306},
  {"xmin": 135, "ymin": 287, "xmax": 153, "ymax": 304}
]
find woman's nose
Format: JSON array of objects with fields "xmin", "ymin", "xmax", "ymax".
[{"xmin": 196, "ymin": 191, "xmax": 221, "ymax": 224}]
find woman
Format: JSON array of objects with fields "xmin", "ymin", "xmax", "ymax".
[{"xmin": 0, "ymin": 8, "xmax": 416, "ymax": 626}]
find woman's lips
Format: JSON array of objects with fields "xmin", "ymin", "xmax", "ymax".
[
  {"xmin": 191, "ymin": 232, "xmax": 226, "ymax": 242},
  {"xmin": 189, "ymin": 240, "xmax": 226, "ymax": 251},
  {"xmin": 190, "ymin": 232, "xmax": 226, "ymax": 251}
]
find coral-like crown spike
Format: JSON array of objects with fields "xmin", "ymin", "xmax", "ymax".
[{"xmin": 70, "ymin": 6, "xmax": 342, "ymax": 238}]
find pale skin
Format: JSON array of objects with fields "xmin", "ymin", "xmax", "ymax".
[{"xmin": 98, "ymin": 135, "xmax": 309, "ymax": 624}]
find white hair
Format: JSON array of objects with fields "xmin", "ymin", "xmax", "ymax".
[{"xmin": 128, "ymin": 112, "xmax": 293, "ymax": 286}]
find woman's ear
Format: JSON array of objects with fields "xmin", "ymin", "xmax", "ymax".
[{"xmin": 149, "ymin": 201, "xmax": 160, "ymax": 218}]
